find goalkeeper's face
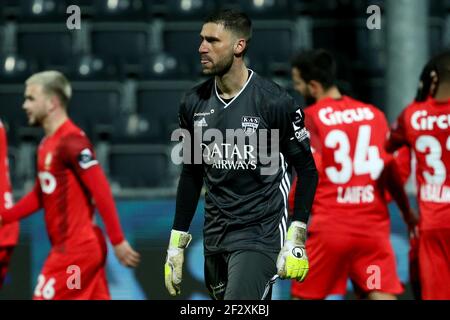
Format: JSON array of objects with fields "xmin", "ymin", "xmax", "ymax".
[
  {"xmin": 23, "ymin": 84, "xmax": 51, "ymax": 127},
  {"xmin": 199, "ymin": 23, "xmax": 236, "ymax": 76}
]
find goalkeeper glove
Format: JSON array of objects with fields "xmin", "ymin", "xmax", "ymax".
[
  {"xmin": 164, "ymin": 229, "xmax": 192, "ymax": 296},
  {"xmin": 276, "ymin": 221, "xmax": 309, "ymax": 281}
]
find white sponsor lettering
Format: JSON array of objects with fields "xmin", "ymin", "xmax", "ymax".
[
  {"xmin": 411, "ymin": 110, "xmax": 450, "ymax": 131},
  {"xmin": 318, "ymin": 107, "xmax": 374, "ymax": 126}
]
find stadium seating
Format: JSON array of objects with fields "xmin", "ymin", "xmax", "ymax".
[
  {"xmin": 18, "ymin": 0, "xmax": 69, "ymax": 22},
  {"xmin": 69, "ymin": 54, "xmax": 119, "ymax": 81},
  {"xmin": 93, "ymin": 0, "xmax": 148, "ymax": 21},
  {"xmin": 161, "ymin": 0, "xmax": 217, "ymax": 20},
  {"xmin": 137, "ymin": 52, "xmax": 189, "ymax": 80},
  {"xmin": 0, "ymin": 54, "xmax": 38, "ymax": 83},
  {"xmin": 109, "ymin": 144, "xmax": 172, "ymax": 188},
  {"xmin": 0, "ymin": 87, "xmax": 28, "ymax": 146},
  {"xmin": 91, "ymin": 23, "xmax": 152, "ymax": 65},
  {"xmin": 136, "ymin": 80, "xmax": 194, "ymax": 143},
  {"xmin": 240, "ymin": 0, "xmax": 293, "ymax": 19},
  {"xmin": 17, "ymin": 24, "xmax": 74, "ymax": 65},
  {"xmin": 68, "ymin": 82, "xmax": 122, "ymax": 140}
]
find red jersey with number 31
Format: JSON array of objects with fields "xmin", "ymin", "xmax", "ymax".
[
  {"xmin": 388, "ymin": 98, "xmax": 450, "ymax": 230},
  {"xmin": 304, "ymin": 96, "xmax": 392, "ymax": 237}
]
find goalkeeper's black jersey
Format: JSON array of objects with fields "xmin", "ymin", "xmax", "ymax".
[{"xmin": 179, "ymin": 70, "xmax": 310, "ymax": 255}]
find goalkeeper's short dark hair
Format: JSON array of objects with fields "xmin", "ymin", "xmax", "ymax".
[
  {"xmin": 291, "ymin": 49, "xmax": 337, "ymax": 90},
  {"xmin": 204, "ymin": 9, "xmax": 252, "ymax": 54}
]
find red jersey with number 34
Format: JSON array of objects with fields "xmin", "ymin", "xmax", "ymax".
[
  {"xmin": 304, "ymin": 96, "xmax": 393, "ymax": 237},
  {"xmin": 387, "ymin": 98, "xmax": 450, "ymax": 230}
]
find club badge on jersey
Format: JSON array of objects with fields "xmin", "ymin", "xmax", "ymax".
[
  {"xmin": 78, "ymin": 148, "xmax": 98, "ymax": 170},
  {"xmin": 241, "ymin": 116, "xmax": 260, "ymax": 136}
]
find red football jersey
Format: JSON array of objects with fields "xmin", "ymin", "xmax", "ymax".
[
  {"xmin": 0, "ymin": 120, "xmax": 19, "ymax": 247},
  {"xmin": 36, "ymin": 120, "xmax": 120, "ymax": 251},
  {"xmin": 304, "ymin": 96, "xmax": 393, "ymax": 237},
  {"xmin": 387, "ymin": 98, "xmax": 450, "ymax": 230}
]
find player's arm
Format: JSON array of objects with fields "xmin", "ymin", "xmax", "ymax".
[
  {"xmin": 382, "ymin": 157, "xmax": 419, "ymax": 235},
  {"xmin": 165, "ymin": 96, "xmax": 202, "ymax": 296},
  {"xmin": 0, "ymin": 180, "xmax": 42, "ymax": 226},
  {"xmin": 0, "ymin": 122, "xmax": 13, "ymax": 211},
  {"xmin": 60, "ymin": 134, "xmax": 140, "ymax": 267},
  {"xmin": 385, "ymin": 108, "xmax": 409, "ymax": 153},
  {"xmin": 275, "ymin": 95, "xmax": 318, "ymax": 282},
  {"xmin": 0, "ymin": 122, "xmax": 41, "ymax": 226},
  {"xmin": 287, "ymin": 108, "xmax": 319, "ymax": 225}
]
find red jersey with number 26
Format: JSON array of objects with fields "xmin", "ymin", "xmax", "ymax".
[
  {"xmin": 387, "ymin": 98, "xmax": 450, "ymax": 230},
  {"xmin": 304, "ymin": 96, "xmax": 392, "ymax": 237}
]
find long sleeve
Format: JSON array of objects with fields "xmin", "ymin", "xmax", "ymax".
[
  {"xmin": 77, "ymin": 166, "xmax": 125, "ymax": 245},
  {"xmin": 173, "ymin": 163, "xmax": 203, "ymax": 232},
  {"xmin": 275, "ymin": 94, "xmax": 318, "ymax": 224},
  {"xmin": 386, "ymin": 109, "xmax": 409, "ymax": 153},
  {"xmin": 1, "ymin": 181, "xmax": 42, "ymax": 224},
  {"xmin": 285, "ymin": 144, "xmax": 318, "ymax": 223},
  {"xmin": 60, "ymin": 134, "xmax": 125, "ymax": 246},
  {"xmin": 382, "ymin": 157, "xmax": 415, "ymax": 223},
  {"xmin": 172, "ymin": 95, "xmax": 204, "ymax": 232}
]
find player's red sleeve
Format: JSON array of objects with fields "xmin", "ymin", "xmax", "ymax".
[
  {"xmin": 381, "ymin": 157, "xmax": 415, "ymax": 224},
  {"xmin": 0, "ymin": 180, "xmax": 42, "ymax": 224},
  {"xmin": 78, "ymin": 166, "xmax": 125, "ymax": 245},
  {"xmin": 386, "ymin": 108, "xmax": 409, "ymax": 153},
  {"xmin": 288, "ymin": 176, "xmax": 296, "ymax": 215},
  {"xmin": 394, "ymin": 146, "xmax": 411, "ymax": 185},
  {"xmin": 61, "ymin": 134, "xmax": 125, "ymax": 246},
  {"xmin": 0, "ymin": 122, "xmax": 11, "ymax": 196}
]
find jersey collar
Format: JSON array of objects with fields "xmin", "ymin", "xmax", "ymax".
[{"xmin": 214, "ymin": 69, "xmax": 254, "ymax": 109}]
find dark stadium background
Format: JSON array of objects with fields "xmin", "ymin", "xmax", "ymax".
[{"xmin": 0, "ymin": 0, "xmax": 448, "ymax": 299}]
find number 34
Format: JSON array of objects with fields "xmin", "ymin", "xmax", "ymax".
[{"xmin": 324, "ymin": 125, "xmax": 384, "ymax": 184}]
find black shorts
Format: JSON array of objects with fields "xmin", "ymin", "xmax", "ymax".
[{"xmin": 204, "ymin": 250, "xmax": 278, "ymax": 300}]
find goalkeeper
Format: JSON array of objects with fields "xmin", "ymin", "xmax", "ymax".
[{"xmin": 164, "ymin": 9, "xmax": 318, "ymax": 300}]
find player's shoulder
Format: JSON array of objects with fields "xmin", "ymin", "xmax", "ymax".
[
  {"xmin": 343, "ymin": 96, "xmax": 387, "ymax": 120},
  {"xmin": 402, "ymin": 99, "xmax": 427, "ymax": 114},
  {"xmin": 251, "ymin": 72, "xmax": 291, "ymax": 101},
  {"xmin": 394, "ymin": 100, "xmax": 426, "ymax": 125},
  {"xmin": 60, "ymin": 121, "xmax": 93, "ymax": 148},
  {"xmin": 183, "ymin": 78, "xmax": 215, "ymax": 107}
]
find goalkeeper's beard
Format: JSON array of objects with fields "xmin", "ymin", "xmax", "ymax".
[{"xmin": 201, "ymin": 51, "xmax": 234, "ymax": 76}]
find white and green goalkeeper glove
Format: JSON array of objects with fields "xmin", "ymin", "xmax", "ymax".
[
  {"xmin": 276, "ymin": 221, "xmax": 309, "ymax": 281},
  {"xmin": 164, "ymin": 229, "xmax": 192, "ymax": 296}
]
